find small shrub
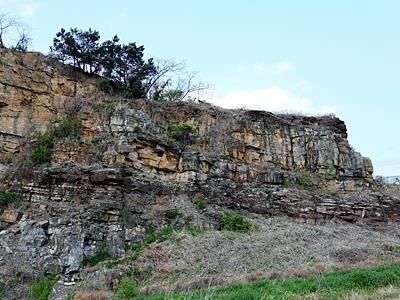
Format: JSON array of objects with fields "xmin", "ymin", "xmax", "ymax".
[
  {"xmin": 0, "ymin": 188, "xmax": 16, "ymax": 204},
  {"xmin": 220, "ymin": 212, "xmax": 252, "ymax": 233},
  {"xmin": 51, "ymin": 116, "xmax": 82, "ymax": 139},
  {"xmin": 120, "ymin": 207, "xmax": 129, "ymax": 220},
  {"xmin": 166, "ymin": 124, "xmax": 197, "ymax": 143},
  {"xmin": 282, "ymin": 177, "xmax": 292, "ymax": 187},
  {"xmin": 114, "ymin": 278, "xmax": 136, "ymax": 299},
  {"xmin": 82, "ymin": 250, "xmax": 110, "ymax": 266},
  {"xmin": 96, "ymin": 78, "xmax": 114, "ymax": 94},
  {"xmin": 164, "ymin": 208, "xmax": 179, "ymax": 219},
  {"xmin": 29, "ymin": 273, "xmax": 57, "ymax": 300},
  {"xmin": 154, "ymin": 89, "xmax": 184, "ymax": 102},
  {"xmin": 192, "ymin": 198, "xmax": 206, "ymax": 209},
  {"xmin": 298, "ymin": 171, "xmax": 311, "ymax": 186},
  {"xmin": 327, "ymin": 167, "xmax": 337, "ymax": 177},
  {"xmin": 186, "ymin": 227, "xmax": 204, "ymax": 236},
  {"xmin": 31, "ymin": 134, "xmax": 54, "ymax": 165}
]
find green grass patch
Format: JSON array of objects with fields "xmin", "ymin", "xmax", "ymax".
[
  {"xmin": 220, "ymin": 212, "xmax": 252, "ymax": 233},
  {"xmin": 298, "ymin": 171, "xmax": 311, "ymax": 186},
  {"xmin": 51, "ymin": 116, "xmax": 82, "ymax": 139},
  {"xmin": 114, "ymin": 278, "xmax": 137, "ymax": 300},
  {"xmin": 133, "ymin": 263, "xmax": 400, "ymax": 299},
  {"xmin": 30, "ymin": 116, "xmax": 82, "ymax": 165},
  {"xmin": 166, "ymin": 124, "xmax": 197, "ymax": 144},
  {"xmin": 192, "ymin": 198, "xmax": 206, "ymax": 209},
  {"xmin": 185, "ymin": 227, "xmax": 204, "ymax": 236},
  {"xmin": 164, "ymin": 208, "xmax": 179, "ymax": 219},
  {"xmin": 31, "ymin": 134, "xmax": 54, "ymax": 165},
  {"xmin": 0, "ymin": 188, "xmax": 16, "ymax": 204},
  {"xmin": 29, "ymin": 273, "xmax": 57, "ymax": 300},
  {"xmin": 82, "ymin": 250, "xmax": 111, "ymax": 266},
  {"xmin": 107, "ymin": 226, "xmax": 174, "ymax": 267}
]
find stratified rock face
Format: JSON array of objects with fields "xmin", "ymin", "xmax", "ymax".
[
  {"xmin": 0, "ymin": 48, "xmax": 385, "ymax": 288},
  {"xmin": 0, "ymin": 49, "xmax": 98, "ymax": 154},
  {"xmin": 0, "ymin": 48, "xmax": 372, "ymax": 181}
]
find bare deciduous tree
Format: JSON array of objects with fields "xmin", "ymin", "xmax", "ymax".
[
  {"xmin": 145, "ymin": 58, "xmax": 210, "ymax": 102},
  {"xmin": 0, "ymin": 13, "xmax": 18, "ymax": 48},
  {"xmin": 13, "ymin": 26, "xmax": 32, "ymax": 52}
]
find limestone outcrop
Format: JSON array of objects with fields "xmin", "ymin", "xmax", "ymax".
[{"xmin": 0, "ymin": 48, "xmax": 394, "ymax": 297}]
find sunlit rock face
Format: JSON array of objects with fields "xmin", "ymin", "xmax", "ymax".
[{"xmin": 1, "ymin": 48, "xmax": 388, "ymax": 288}]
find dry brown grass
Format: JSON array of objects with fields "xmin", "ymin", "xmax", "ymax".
[
  {"xmin": 345, "ymin": 286, "xmax": 400, "ymax": 299},
  {"xmin": 131, "ymin": 216, "xmax": 400, "ymax": 295},
  {"xmin": 136, "ymin": 258, "xmax": 400, "ymax": 296},
  {"xmin": 73, "ymin": 291, "xmax": 111, "ymax": 300}
]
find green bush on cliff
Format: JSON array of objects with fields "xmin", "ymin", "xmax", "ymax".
[
  {"xmin": 30, "ymin": 134, "xmax": 54, "ymax": 165},
  {"xmin": 82, "ymin": 250, "xmax": 110, "ymax": 266},
  {"xmin": 298, "ymin": 171, "xmax": 311, "ymax": 186},
  {"xmin": 51, "ymin": 116, "xmax": 82, "ymax": 139},
  {"xmin": 0, "ymin": 188, "xmax": 16, "ymax": 204},
  {"xmin": 30, "ymin": 116, "xmax": 82, "ymax": 165},
  {"xmin": 166, "ymin": 123, "xmax": 197, "ymax": 144}
]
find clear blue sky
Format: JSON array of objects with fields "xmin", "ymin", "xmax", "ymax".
[{"xmin": 1, "ymin": 0, "xmax": 399, "ymax": 176}]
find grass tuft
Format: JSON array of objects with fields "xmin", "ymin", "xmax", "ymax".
[
  {"xmin": 164, "ymin": 208, "xmax": 179, "ymax": 219},
  {"xmin": 0, "ymin": 188, "xmax": 16, "ymax": 204},
  {"xmin": 82, "ymin": 250, "xmax": 110, "ymax": 266},
  {"xmin": 192, "ymin": 198, "xmax": 207, "ymax": 210},
  {"xmin": 220, "ymin": 212, "xmax": 252, "ymax": 233},
  {"xmin": 29, "ymin": 273, "xmax": 57, "ymax": 300}
]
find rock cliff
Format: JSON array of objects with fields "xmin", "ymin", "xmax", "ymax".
[{"xmin": 0, "ymin": 48, "xmax": 398, "ymax": 298}]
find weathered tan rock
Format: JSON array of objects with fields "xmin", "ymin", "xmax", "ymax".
[
  {"xmin": 0, "ymin": 48, "xmax": 374, "ymax": 183},
  {"xmin": 0, "ymin": 210, "xmax": 20, "ymax": 223}
]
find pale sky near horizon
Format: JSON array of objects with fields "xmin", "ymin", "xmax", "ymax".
[{"xmin": 1, "ymin": 0, "xmax": 399, "ymax": 176}]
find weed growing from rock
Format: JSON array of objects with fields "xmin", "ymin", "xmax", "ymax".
[
  {"xmin": 192, "ymin": 198, "xmax": 207, "ymax": 210},
  {"xmin": 30, "ymin": 134, "xmax": 54, "ymax": 165},
  {"xmin": 82, "ymin": 250, "xmax": 110, "ymax": 266},
  {"xmin": 29, "ymin": 273, "xmax": 57, "ymax": 300},
  {"xmin": 30, "ymin": 116, "xmax": 82, "ymax": 165},
  {"xmin": 0, "ymin": 188, "xmax": 16, "ymax": 204},
  {"xmin": 166, "ymin": 124, "xmax": 197, "ymax": 144}
]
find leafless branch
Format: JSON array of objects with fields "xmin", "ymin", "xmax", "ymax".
[
  {"xmin": 146, "ymin": 58, "xmax": 211, "ymax": 102},
  {"xmin": 0, "ymin": 12, "xmax": 19, "ymax": 48},
  {"xmin": 13, "ymin": 25, "xmax": 32, "ymax": 52}
]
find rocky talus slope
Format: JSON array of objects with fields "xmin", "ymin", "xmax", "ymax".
[{"xmin": 0, "ymin": 48, "xmax": 399, "ymax": 299}]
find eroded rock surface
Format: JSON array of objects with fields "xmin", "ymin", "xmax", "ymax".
[{"xmin": 0, "ymin": 48, "xmax": 394, "ymax": 299}]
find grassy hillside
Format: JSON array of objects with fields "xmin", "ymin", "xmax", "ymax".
[{"xmin": 132, "ymin": 263, "xmax": 400, "ymax": 300}]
